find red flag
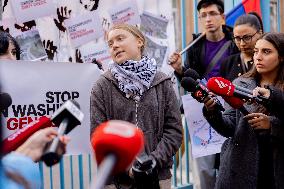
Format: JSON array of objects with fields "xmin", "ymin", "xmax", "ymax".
[{"xmin": 242, "ymin": 0, "xmax": 261, "ymax": 17}]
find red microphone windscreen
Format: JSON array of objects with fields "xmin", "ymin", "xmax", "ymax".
[
  {"xmin": 223, "ymin": 96, "xmax": 244, "ymax": 109},
  {"xmin": 91, "ymin": 120, "xmax": 144, "ymax": 174},
  {"xmin": 207, "ymin": 77, "xmax": 235, "ymax": 96},
  {"xmin": 2, "ymin": 116, "xmax": 54, "ymax": 154}
]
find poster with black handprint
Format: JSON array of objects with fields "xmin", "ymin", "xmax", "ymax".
[
  {"xmin": 10, "ymin": 0, "xmax": 55, "ymax": 23},
  {"xmin": 15, "ymin": 20, "xmax": 36, "ymax": 32},
  {"xmin": 54, "ymin": 6, "xmax": 72, "ymax": 32},
  {"xmin": 1, "ymin": 0, "xmax": 176, "ymax": 68},
  {"xmin": 79, "ymin": 0, "xmax": 100, "ymax": 11},
  {"xmin": 42, "ymin": 39, "xmax": 57, "ymax": 60},
  {"xmin": 68, "ymin": 49, "xmax": 83, "ymax": 63}
]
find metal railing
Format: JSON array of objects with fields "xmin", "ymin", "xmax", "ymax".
[{"xmin": 39, "ymin": 123, "xmax": 193, "ymax": 189}]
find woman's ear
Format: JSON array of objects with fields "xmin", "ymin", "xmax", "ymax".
[{"xmin": 137, "ymin": 38, "xmax": 143, "ymax": 48}]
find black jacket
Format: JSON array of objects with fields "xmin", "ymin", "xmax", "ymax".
[
  {"xmin": 203, "ymin": 77, "xmax": 284, "ymax": 189},
  {"xmin": 175, "ymin": 25, "xmax": 239, "ymax": 80},
  {"xmin": 220, "ymin": 53, "xmax": 254, "ymax": 81},
  {"xmin": 265, "ymin": 85, "xmax": 284, "ymax": 119}
]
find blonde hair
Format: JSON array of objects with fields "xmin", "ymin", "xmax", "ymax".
[{"xmin": 107, "ymin": 24, "xmax": 146, "ymax": 54}]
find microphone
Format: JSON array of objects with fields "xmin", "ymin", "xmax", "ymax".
[
  {"xmin": 1, "ymin": 116, "xmax": 55, "ymax": 154},
  {"xmin": 222, "ymin": 96, "xmax": 250, "ymax": 115},
  {"xmin": 181, "ymin": 76, "xmax": 224, "ymax": 111},
  {"xmin": 183, "ymin": 68, "xmax": 200, "ymax": 80},
  {"xmin": 0, "ymin": 92, "xmax": 12, "ymax": 112},
  {"xmin": 132, "ymin": 155, "xmax": 160, "ymax": 189},
  {"xmin": 181, "ymin": 77, "xmax": 208, "ymax": 102},
  {"xmin": 90, "ymin": 120, "xmax": 144, "ymax": 189},
  {"xmin": 41, "ymin": 100, "xmax": 84, "ymax": 166},
  {"xmin": 207, "ymin": 77, "xmax": 269, "ymax": 104}
]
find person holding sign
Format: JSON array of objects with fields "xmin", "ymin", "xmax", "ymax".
[{"xmin": 90, "ymin": 24, "xmax": 182, "ymax": 189}]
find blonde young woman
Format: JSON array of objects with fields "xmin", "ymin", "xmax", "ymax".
[{"xmin": 90, "ymin": 24, "xmax": 182, "ymax": 189}]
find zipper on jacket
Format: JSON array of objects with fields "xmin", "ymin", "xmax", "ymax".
[{"xmin": 135, "ymin": 100, "xmax": 138, "ymax": 127}]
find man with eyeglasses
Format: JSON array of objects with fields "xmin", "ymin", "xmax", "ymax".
[
  {"xmin": 169, "ymin": 1, "xmax": 239, "ymax": 189},
  {"xmin": 169, "ymin": 0, "xmax": 238, "ymax": 80}
]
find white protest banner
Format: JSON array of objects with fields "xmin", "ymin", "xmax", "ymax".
[
  {"xmin": 108, "ymin": 0, "xmax": 140, "ymax": 25},
  {"xmin": 80, "ymin": 41, "xmax": 112, "ymax": 71},
  {"xmin": 10, "ymin": 0, "xmax": 55, "ymax": 23},
  {"xmin": 181, "ymin": 94, "xmax": 227, "ymax": 158},
  {"xmin": 0, "ymin": 60, "xmax": 101, "ymax": 154},
  {"xmin": 65, "ymin": 12, "xmax": 104, "ymax": 48}
]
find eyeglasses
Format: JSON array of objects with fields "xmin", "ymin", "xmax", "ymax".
[
  {"xmin": 233, "ymin": 31, "xmax": 259, "ymax": 44},
  {"xmin": 199, "ymin": 11, "xmax": 221, "ymax": 20}
]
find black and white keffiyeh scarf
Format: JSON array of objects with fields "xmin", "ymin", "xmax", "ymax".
[{"xmin": 110, "ymin": 56, "xmax": 157, "ymax": 101}]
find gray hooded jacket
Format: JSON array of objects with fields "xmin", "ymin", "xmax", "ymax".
[{"xmin": 90, "ymin": 70, "xmax": 183, "ymax": 180}]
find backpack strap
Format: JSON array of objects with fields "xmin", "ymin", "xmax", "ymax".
[{"xmin": 204, "ymin": 40, "xmax": 232, "ymax": 77}]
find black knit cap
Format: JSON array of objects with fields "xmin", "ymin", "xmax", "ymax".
[{"xmin": 197, "ymin": 0, "xmax": 224, "ymax": 13}]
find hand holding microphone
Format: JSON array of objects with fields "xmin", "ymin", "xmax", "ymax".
[
  {"xmin": 41, "ymin": 100, "xmax": 84, "ymax": 166},
  {"xmin": 203, "ymin": 96, "xmax": 217, "ymax": 111},
  {"xmin": 252, "ymin": 87, "xmax": 270, "ymax": 98},
  {"xmin": 2, "ymin": 116, "xmax": 55, "ymax": 154},
  {"xmin": 132, "ymin": 154, "xmax": 160, "ymax": 189},
  {"xmin": 90, "ymin": 120, "xmax": 144, "ymax": 189},
  {"xmin": 181, "ymin": 69, "xmax": 224, "ymax": 111},
  {"xmin": 15, "ymin": 127, "xmax": 70, "ymax": 162},
  {"xmin": 206, "ymin": 77, "xmax": 269, "ymax": 104},
  {"xmin": 2, "ymin": 101, "xmax": 83, "ymax": 159}
]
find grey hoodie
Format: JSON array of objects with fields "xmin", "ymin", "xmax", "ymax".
[{"xmin": 90, "ymin": 70, "xmax": 183, "ymax": 180}]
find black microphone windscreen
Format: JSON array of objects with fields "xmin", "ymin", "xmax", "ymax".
[
  {"xmin": 184, "ymin": 69, "xmax": 200, "ymax": 80},
  {"xmin": 181, "ymin": 77, "xmax": 198, "ymax": 92},
  {"xmin": 0, "ymin": 92, "xmax": 12, "ymax": 110}
]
